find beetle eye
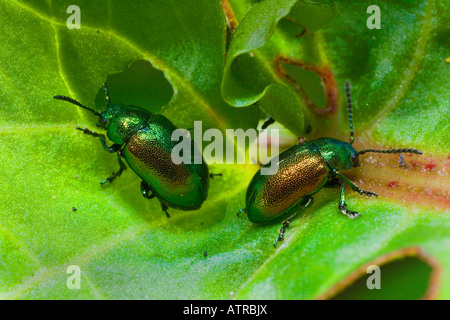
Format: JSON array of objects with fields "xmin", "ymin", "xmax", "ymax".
[
  {"xmin": 97, "ymin": 117, "xmax": 107, "ymax": 129},
  {"xmin": 351, "ymin": 154, "xmax": 360, "ymax": 167}
]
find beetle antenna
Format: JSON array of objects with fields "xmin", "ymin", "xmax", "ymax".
[
  {"xmin": 53, "ymin": 95, "xmax": 101, "ymax": 116},
  {"xmin": 345, "ymin": 80, "xmax": 355, "ymax": 145},
  {"xmin": 103, "ymin": 82, "xmax": 111, "ymax": 105},
  {"xmin": 358, "ymin": 148, "xmax": 423, "ymax": 155}
]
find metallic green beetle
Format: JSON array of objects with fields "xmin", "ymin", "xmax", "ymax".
[
  {"xmin": 54, "ymin": 83, "xmax": 213, "ymax": 217},
  {"xmin": 239, "ymin": 81, "xmax": 423, "ymax": 247}
]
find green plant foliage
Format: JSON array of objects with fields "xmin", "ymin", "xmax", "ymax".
[
  {"xmin": 0, "ymin": 0, "xmax": 448, "ymax": 300},
  {"xmin": 223, "ymin": 0, "xmax": 335, "ymax": 135}
]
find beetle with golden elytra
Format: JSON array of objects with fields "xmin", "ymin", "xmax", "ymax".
[
  {"xmin": 54, "ymin": 83, "xmax": 221, "ymax": 217},
  {"xmin": 239, "ymin": 81, "xmax": 422, "ymax": 247}
]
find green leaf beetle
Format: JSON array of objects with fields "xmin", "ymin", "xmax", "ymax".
[
  {"xmin": 239, "ymin": 81, "xmax": 423, "ymax": 247},
  {"xmin": 55, "ymin": 83, "xmax": 216, "ymax": 217}
]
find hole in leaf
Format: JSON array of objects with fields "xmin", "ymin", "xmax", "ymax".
[
  {"xmin": 332, "ymin": 257, "xmax": 434, "ymax": 300},
  {"xmin": 95, "ymin": 60, "xmax": 173, "ymax": 113},
  {"xmin": 277, "ymin": 18, "xmax": 305, "ymax": 39},
  {"xmin": 282, "ymin": 63, "xmax": 326, "ymax": 108}
]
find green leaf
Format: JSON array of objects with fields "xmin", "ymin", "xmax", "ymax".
[
  {"xmin": 0, "ymin": 0, "xmax": 449, "ymax": 300},
  {"xmin": 222, "ymin": 0, "xmax": 338, "ymax": 135},
  {"xmin": 286, "ymin": 0, "xmax": 338, "ymax": 33}
]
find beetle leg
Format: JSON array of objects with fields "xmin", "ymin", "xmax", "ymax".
[
  {"xmin": 101, "ymin": 151, "xmax": 126, "ymax": 185},
  {"xmin": 160, "ymin": 203, "xmax": 170, "ymax": 218},
  {"xmin": 261, "ymin": 117, "xmax": 275, "ymax": 130},
  {"xmin": 274, "ymin": 196, "xmax": 314, "ymax": 248},
  {"xmin": 140, "ymin": 181, "xmax": 170, "ymax": 218},
  {"xmin": 237, "ymin": 208, "xmax": 246, "ymax": 217},
  {"xmin": 325, "ymin": 177, "xmax": 341, "ymax": 188},
  {"xmin": 399, "ymin": 154, "xmax": 408, "ymax": 169},
  {"xmin": 209, "ymin": 173, "xmax": 223, "ymax": 179},
  {"xmin": 76, "ymin": 127, "xmax": 122, "ymax": 153},
  {"xmin": 140, "ymin": 181, "xmax": 154, "ymax": 199},
  {"xmin": 338, "ymin": 181, "xmax": 360, "ymax": 219},
  {"xmin": 332, "ymin": 169, "xmax": 378, "ymax": 197},
  {"xmin": 274, "ymin": 220, "xmax": 291, "ymax": 248}
]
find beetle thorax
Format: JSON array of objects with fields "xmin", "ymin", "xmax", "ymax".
[
  {"xmin": 101, "ymin": 103, "xmax": 153, "ymax": 145},
  {"xmin": 313, "ymin": 137, "xmax": 358, "ymax": 171}
]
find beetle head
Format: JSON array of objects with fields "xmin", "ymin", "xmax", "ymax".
[{"xmin": 315, "ymin": 138, "xmax": 359, "ymax": 170}]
